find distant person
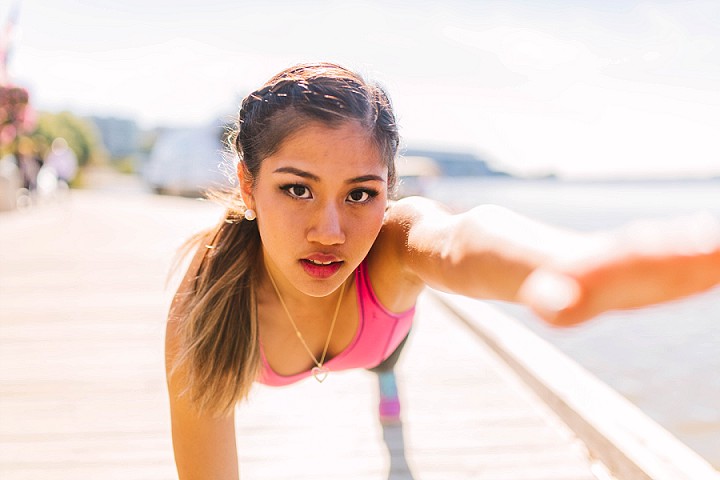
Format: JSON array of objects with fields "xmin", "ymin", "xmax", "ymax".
[
  {"xmin": 43, "ymin": 137, "xmax": 78, "ymax": 185},
  {"xmin": 16, "ymin": 135, "xmax": 41, "ymax": 191},
  {"xmin": 0, "ymin": 152, "xmax": 22, "ymax": 210},
  {"xmin": 164, "ymin": 63, "xmax": 720, "ymax": 478}
]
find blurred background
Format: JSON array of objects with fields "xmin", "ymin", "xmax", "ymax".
[
  {"xmin": 1, "ymin": 0, "xmax": 719, "ymax": 473},
  {"xmin": 2, "ymin": 0, "xmax": 720, "ymax": 197}
]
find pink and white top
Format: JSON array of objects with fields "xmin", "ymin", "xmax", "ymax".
[{"xmin": 257, "ymin": 259, "xmax": 416, "ymax": 386}]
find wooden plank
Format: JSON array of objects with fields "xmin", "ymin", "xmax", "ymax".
[{"xmin": 1, "ymin": 191, "xmax": 601, "ymax": 479}]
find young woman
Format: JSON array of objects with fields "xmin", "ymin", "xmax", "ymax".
[{"xmin": 165, "ymin": 62, "xmax": 720, "ymax": 479}]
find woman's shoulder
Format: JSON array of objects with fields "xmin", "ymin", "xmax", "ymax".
[
  {"xmin": 377, "ymin": 196, "xmax": 456, "ymax": 257},
  {"xmin": 362, "ymin": 197, "xmax": 445, "ymax": 308},
  {"xmin": 373, "ymin": 198, "xmax": 421, "ymax": 260},
  {"xmin": 385, "ymin": 195, "xmax": 458, "ymax": 239},
  {"xmin": 384, "ymin": 196, "xmax": 452, "ymax": 225}
]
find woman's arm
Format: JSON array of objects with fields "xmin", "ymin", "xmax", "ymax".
[
  {"xmin": 166, "ymin": 322, "xmax": 239, "ymax": 480},
  {"xmin": 385, "ymin": 196, "xmax": 590, "ymax": 301},
  {"xmin": 165, "ymin": 233, "xmax": 240, "ymax": 480},
  {"xmin": 386, "ymin": 197, "xmax": 720, "ymax": 326}
]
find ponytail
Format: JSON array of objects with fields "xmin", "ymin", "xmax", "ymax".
[{"xmin": 171, "ymin": 199, "xmax": 262, "ymax": 415}]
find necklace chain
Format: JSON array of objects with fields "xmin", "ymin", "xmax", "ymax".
[{"xmin": 265, "ymin": 264, "xmax": 346, "ymax": 373}]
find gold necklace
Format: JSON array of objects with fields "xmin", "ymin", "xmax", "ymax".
[{"xmin": 264, "ymin": 265, "xmax": 346, "ymax": 383}]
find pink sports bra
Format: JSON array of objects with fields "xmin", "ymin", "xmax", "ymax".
[{"xmin": 257, "ymin": 259, "xmax": 415, "ymax": 386}]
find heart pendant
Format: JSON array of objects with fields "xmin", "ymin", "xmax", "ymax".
[{"xmin": 312, "ymin": 366, "xmax": 329, "ymax": 383}]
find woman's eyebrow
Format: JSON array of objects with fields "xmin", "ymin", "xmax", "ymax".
[
  {"xmin": 273, "ymin": 166, "xmax": 320, "ymax": 182},
  {"xmin": 346, "ymin": 175, "xmax": 386, "ymax": 184},
  {"xmin": 273, "ymin": 167, "xmax": 385, "ymax": 184}
]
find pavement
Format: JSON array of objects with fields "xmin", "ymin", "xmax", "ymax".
[{"xmin": 0, "ymin": 183, "xmax": 602, "ymax": 480}]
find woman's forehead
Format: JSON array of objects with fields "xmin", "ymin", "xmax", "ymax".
[{"xmin": 261, "ymin": 122, "xmax": 388, "ymax": 181}]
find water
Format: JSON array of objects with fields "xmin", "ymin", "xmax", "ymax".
[{"xmin": 421, "ymin": 176, "xmax": 720, "ymax": 468}]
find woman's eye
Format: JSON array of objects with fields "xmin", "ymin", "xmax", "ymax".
[
  {"xmin": 282, "ymin": 185, "xmax": 312, "ymax": 199},
  {"xmin": 347, "ymin": 189, "xmax": 375, "ymax": 204}
]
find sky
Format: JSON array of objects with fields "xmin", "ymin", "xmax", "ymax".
[{"xmin": 3, "ymin": 0, "xmax": 720, "ymax": 179}]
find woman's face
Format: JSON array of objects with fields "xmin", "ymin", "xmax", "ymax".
[{"xmin": 243, "ymin": 120, "xmax": 389, "ymax": 298}]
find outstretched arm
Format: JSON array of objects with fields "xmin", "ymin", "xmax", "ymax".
[{"xmin": 386, "ymin": 197, "xmax": 720, "ymax": 326}]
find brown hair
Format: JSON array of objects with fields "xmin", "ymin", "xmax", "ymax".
[{"xmin": 170, "ymin": 62, "xmax": 400, "ymax": 415}]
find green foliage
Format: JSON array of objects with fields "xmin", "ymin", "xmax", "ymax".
[
  {"xmin": 113, "ymin": 156, "xmax": 137, "ymax": 174},
  {"xmin": 31, "ymin": 111, "xmax": 107, "ymax": 167}
]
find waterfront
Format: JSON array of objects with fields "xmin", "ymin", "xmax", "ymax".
[
  {"xmin": 424, "ymin": 176, "xmax": 720, "ymax": 468},
  {"xmin": 2, "ymin": 174, "xmax": 718, "ymax": 474}
]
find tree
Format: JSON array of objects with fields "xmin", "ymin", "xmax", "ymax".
[{"xmin": 31, "ymin": 111, "xmax": 106, "ymax": 167}]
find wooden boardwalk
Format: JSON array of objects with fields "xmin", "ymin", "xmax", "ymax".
[{"xmin": 0, "ymin": 190, "xmax": 602, "ymax": 479}]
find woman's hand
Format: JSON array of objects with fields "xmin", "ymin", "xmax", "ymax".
[{"xmin": 518, "ymin": 213, "xmax": 720, "ymax": 326}]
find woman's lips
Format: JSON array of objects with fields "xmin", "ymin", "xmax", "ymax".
[{"xmin": 300, "ymin": 259, "xmax": 344, "ymax": 279}]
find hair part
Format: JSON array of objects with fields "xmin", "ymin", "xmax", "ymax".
[{"xmin": 171, "ymin": 63, "xmax": 400, "ymax": 415}]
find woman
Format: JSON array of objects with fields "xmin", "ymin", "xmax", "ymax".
[{"xmin": 165, "ymin": 62, "xmax": 720, "ymax": 478}]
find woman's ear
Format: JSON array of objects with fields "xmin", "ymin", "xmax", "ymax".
[{"xmin": 237, "ymin": 162, "xmax": 255, "ymax": 210}]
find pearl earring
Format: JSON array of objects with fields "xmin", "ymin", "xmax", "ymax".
[{"xmin": 244, "ymin": 208, "xmax": 256, "ymax": 221}]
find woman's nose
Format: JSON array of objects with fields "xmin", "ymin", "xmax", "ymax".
[{"xmin": 307, "ymin": 203, "xmax": 346, "ymax": 245}]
